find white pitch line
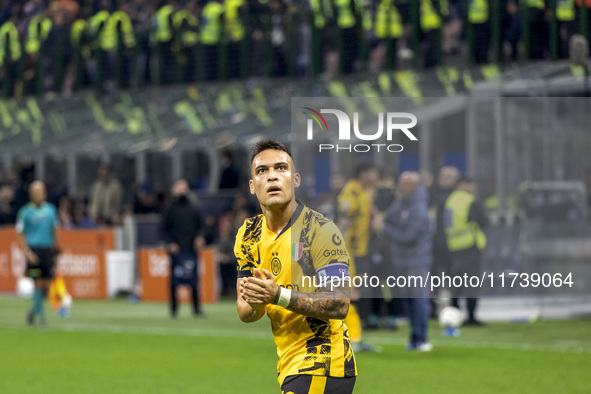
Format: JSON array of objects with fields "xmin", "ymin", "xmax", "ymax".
[
  {"xmin": 1, "ymin": 321, "xmax": 590, "ymax": 354},
  {"xmin": 367, "ymin": 336, "xmax": 591, "ymax": 354}
]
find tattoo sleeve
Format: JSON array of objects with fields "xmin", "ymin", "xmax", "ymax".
[{"xmin": 286, "ymin": 284, "xmax": 350, "ymax": 320}]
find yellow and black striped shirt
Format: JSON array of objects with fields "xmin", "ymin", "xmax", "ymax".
[{"xmin": 235, "ymin": 202, "xmax": 357, "ymax": 385}]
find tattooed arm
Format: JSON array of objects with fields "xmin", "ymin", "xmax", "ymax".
[{"xmin": 241, "ymin": 268, "xmax": 350, "ymax": 320}]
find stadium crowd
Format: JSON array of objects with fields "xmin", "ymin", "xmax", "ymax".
[{"xmin": 1, "ymin": 0, "xmax": 590, "ymax": 97}]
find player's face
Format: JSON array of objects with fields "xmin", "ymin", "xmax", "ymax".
[
  {"xmin": 249, "ymin": 149, "xmax": 300, "ymax": 208},
  {"xmin": 29, "ymin": 183, "xmax": 46, "ymax": 205}
]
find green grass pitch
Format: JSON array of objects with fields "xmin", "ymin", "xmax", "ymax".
[{"xmin": 1, "ymin": 296, "xmax": 589, "ymax": 393}]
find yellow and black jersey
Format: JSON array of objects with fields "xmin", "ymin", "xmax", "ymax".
[
  {"xmin": 337, "ymin": 179, "xmax": 372, "ymax": 257},
  {"xmin": 235, "ymin": 202, "xmax": 357, "ymax": 385}
]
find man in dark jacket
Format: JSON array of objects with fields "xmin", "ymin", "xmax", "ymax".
[
  {"xmin": 385, "ymin": 171, "xmax": 432, "ymax": 351},
  {"xmin": 160, "ymin": 179, "xmax": 205, "ymax": 317}
]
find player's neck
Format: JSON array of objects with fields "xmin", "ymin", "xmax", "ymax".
[{"xmin": 262, "ymin": 200, "xmax": 298, "ymax": 235}]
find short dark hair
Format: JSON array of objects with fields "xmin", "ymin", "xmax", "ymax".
[
  {"xmin": 355, "ymin": 162, "xmax": 377, "ymax": 178},
  {"xmin": 457, "ymin": 176, "xmax": 474, "ymax": 184},
  {"xmin": 250, "ymin": 140, "xmax": 293, "ymax": 165}
]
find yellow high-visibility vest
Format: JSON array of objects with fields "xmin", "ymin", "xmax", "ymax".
[
  {"xmin": 421, "ymin": 0, "xmax": 444, "ymax": 31},
  {"xmin": 71, "ymin": 19, "xmax": 91, "ymax": 58},
  {"xmin": 309, "ymin": 0, "xmax": 333, "ymax": 29},
  {"xmin": 469, "ymin": 0, "xmax": 489, "ymax": 24},
  {"xmin": 201, "ymin": 2, "xmax": 225, "ymax": 45},
  {"xmin": 152, "ymin": 5, "xmax": 174, "ymax": 43},
  {"xmin": 225, "ymin": 0, "xmax": 245, "ymax": 41},
  {"xmin": 71, "ymin": 19, "xmax": 88, "ymax": 46},
  {"xmin": 375, "ymin": 0, "xmax": 402, "ymax": 38},
  {"xmin": 0, "ymin": 21, "xmax": 21, "ymax": 67},
  {"xmin": 445, "ymin": 190, "xmax": 487, "ymax": 252},
  {"xmin": 26, "ymin": 15, "xmax": 52, "ymax": 54},
  {"xmin": 526, "ymin": 0, "xmax": 545, "ymax": 10},
  {"xmin": 335, "ymin": 0, "xmax": 356, "ymax": 28},
  {"xmin": 556, "ymin": 0, "xmax": 575, "ymax": 21},
  {"xmin": 89, "ymin": 10, "xmax": 110, "ymax": 49},
  {"xmin": 173, "ymin": 10, "xmax": 199, "ymax": 46},
  {"xmin": 101, "ymin": 11, "xmax": 136, "ymax": 51}
]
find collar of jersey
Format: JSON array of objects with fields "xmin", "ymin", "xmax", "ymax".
[{"xmin": 267, "ymin": 199, "xmax": 305, "ymax": 241}]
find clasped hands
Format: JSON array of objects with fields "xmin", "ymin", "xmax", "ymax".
[{"xmin": 240, "ymin": 268, "xmax": 280, "ymax": 306}]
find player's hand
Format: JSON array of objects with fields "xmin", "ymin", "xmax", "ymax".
[
  {"xmin": 241, "ymin": 268, "xmax": 278, "ymax": 305},
  {"xmin": 25, "ymin": 249, "xmax": 39, "ymax": 265}
]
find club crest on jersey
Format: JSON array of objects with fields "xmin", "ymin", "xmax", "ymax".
[
  {"xmin": 271, "ymin": 252, "xmax": 282, "ymax": 276},
  {"xmin": 291, "ymin": 243, "xmax": 303, "ymax": 261}
]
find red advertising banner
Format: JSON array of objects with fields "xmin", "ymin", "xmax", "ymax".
[
  {"xmin": 0, "ymin": 229, "xmax": 26, "ymax": 293},
  {"xmin": 0, "ymin": 227, "xmax": 113, "ymax": 299},
  {"xmin": 138, "ymin": 247, "xmax": 218, "ymax": 303}
]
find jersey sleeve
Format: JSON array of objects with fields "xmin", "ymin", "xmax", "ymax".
[
  {"xmin": 310, "ymin": 221, "xmax": 351, "ymax": 284},
  {"xmin": 234, "ymin": 222, "xmax": 253, "ymax": 278},
  {"xmin": 51, "ymin": 204, "xmax": 60, "ymax": 229}
]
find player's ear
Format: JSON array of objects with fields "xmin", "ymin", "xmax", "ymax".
[
  {"xmin": 293, "ymin": 173, "xmax": 301, "ymax": 189},
  {"xmin": 249, "ymin": 179, "xmax": 255, "ymax": 195}
]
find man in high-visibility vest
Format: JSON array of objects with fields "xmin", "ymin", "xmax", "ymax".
[
  {"xmin": 173, "ymin": 6, "xmax": 199, "ymax": 82},
  {"xmin": 444, "ymin": 177, "xmax": 487, "ymax": 326},
  {"xmin": 421, "ymin": 0, "xmax": 449, "ymax": 68},
  {"xmin": 556, "ymin": 0, "xmax": 576, "ymax": 58},
  {"xmin": 152, "ymin": 3, "xmax": 176, "ymax": 84},
  {"xmin": 225, "ymin": 0, "xmax": 247, "ymax": 79},
  {"xmin": 372, "ymin": 0, "xmax": 403, "ymax": 71},
  {"xmin": 0, "ymin": 19, "xmax": 22, "ymax": 97},
  {"xmin": 201, "ymin": 0, "xmax": 225, "ymax": 80},
  {"xmin": 467, "ymin": 0, "xmax": 491, "ymax": 64}
]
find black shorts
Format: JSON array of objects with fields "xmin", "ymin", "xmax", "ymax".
[
  {"xmin": 26, "ymin": 248, "xmax": 57, "ymax": 279},
  {"xmin": 281, "ymin": 375, "xmax": 356, "ymax": 394}
]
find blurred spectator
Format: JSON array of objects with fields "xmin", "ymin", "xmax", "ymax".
[
  {"xmin": 88, "ymin": 164, "xmax": 123, "ymax": 226},
  {"xmin": 384, "ymin": 171, "xmax": 432, "ymax": 351},
  {"xmin": 73, "ymin": 199, "xmax": 96, "ymax": 228},
  {"xmin": 269, "ymin": 0, "xmax": 288, "ymax": 77},
  {"xmin": 444, "ymin": 177, "xmax": 488, "ymax": 326},
  {"xmin": 421, "ymin": 0, "xmax": 448, "ymax": 68},
  {"xmin": 160, "ymin": 178, "xmax": 204, "ymax": 317},
  {"xmin": 429, "ymin": 166, "xmax": 460, "ymax": 316},
  {"xmin": 200, "ymin": 0, "xmax": 224, "ymax": 80},
  {"xmin": 133, "ymin": 183, "xmax": 163, "ymax": 214},
  {"xmin": 366, "ymin": 169, "xmax": 399, "ymax": 330},
  {"xmin": 444, "ymin": 0, "xmax": 464, "ymax": 56},
  {"xmin": 218, "ymin": 149, "xmax": 241, "ymax": 190},
  {"xmin": 217, "ymin": 213, "xmax": 237, "ymax": 298},
  {"xmin": 57, "ymin": 195, "xmax": 75, "ymax": 229},
  {"xmin": 202, "ymin": 214, "xmax": 218, "ymax": 245},
  {"xmin": 337, "ymin": 162, "xmax": 380, "ymax": 352},
  {"xmin": 504, "ymin": 0, "xmax": 522, "ymax": 61},
  {"xmin": 231, "ymin": 192, "xmax": 258, "ymax": 216},
  {"xmin": 0, "ymin": 182, "xmax": 16, "ymax": 225},
  {"xmin": 316, "ymin": 173, "xmax": 345, "ymax": 221}
]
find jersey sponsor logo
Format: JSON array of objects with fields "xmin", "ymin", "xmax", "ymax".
[
  {"xmin": 292, "ymin": 242, "xmax": 303, "ymax": 261},
  {"xmin": 332, "ymin": 234, "xmax": 342, "ymax": 246},
  {"xmin": 271, "ymin": 252, "xmax": 282, "ymax": 276},
  {"xmin": 322, "ymin": 249, "xmax": 347, "ymax": 258}
]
